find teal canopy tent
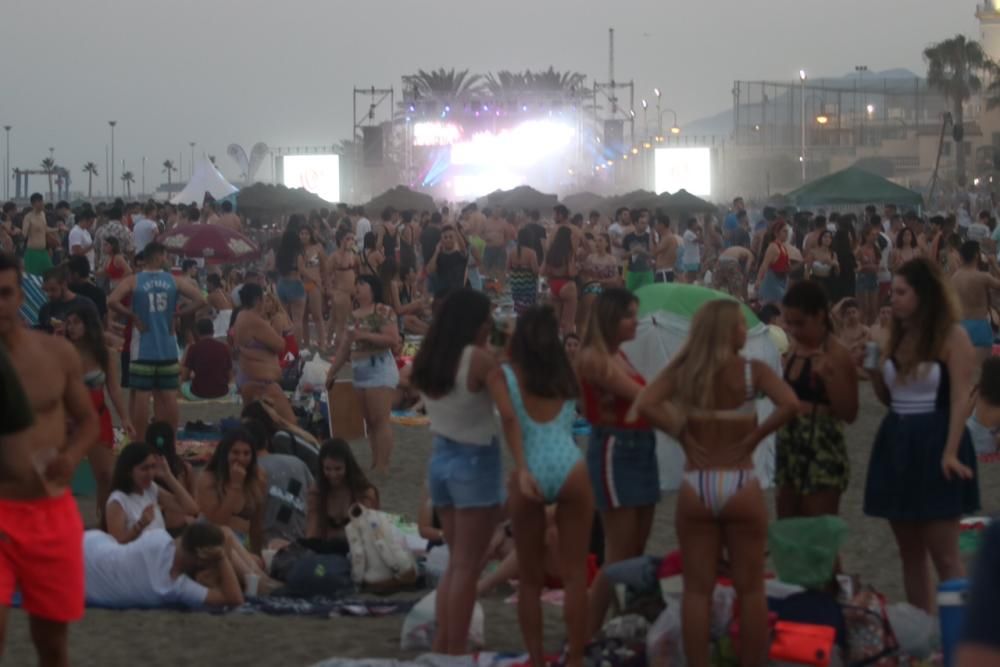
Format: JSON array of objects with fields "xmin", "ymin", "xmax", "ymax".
[{"xmin": 785, "ymin": 166, "xmax": 922, "ymax": 208}]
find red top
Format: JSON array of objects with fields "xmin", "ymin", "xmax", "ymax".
[
  {"xmin": 770, "ymin": 243, "xmax": 790, "ymax": 275},
  {"xmin": 581, "ymin": 352, "xmax": 650, "ymax": 429},
  {"xmin": 106, "ymin": 256, "xmax": 126, "ymax": 282}
]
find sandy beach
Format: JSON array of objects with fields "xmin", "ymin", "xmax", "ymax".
[{"xmin": 4, "ymin": 382, "xmax": 998, "ymax": 666}]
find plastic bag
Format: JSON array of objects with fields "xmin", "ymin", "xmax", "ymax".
[
  {"xmin": 886, "ymin": 603, "xmax": 938, "ymax": 659},
  {"xmin": 646, "ymin": 604, "xmax": 683, "ymax": 667},
  {"xmin": 298, "ymin": 356, "xmax": 331, "ymax": 394},
  {"xmin": 400, "ymin": 591, "xmax": 484, "ymax": 651},
  {"xmin": 768, "ymin": 516, "xmax": 847, "ymax": 589}
]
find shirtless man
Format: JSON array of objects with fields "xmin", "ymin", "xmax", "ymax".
[
  {"xmin": 216, "ymin": 201, "xmax": 242, "ymax": 232},
  {"xmin": 23, "ymin": 194, "xmax": 53, "ymax": 276},
  {"xmin": 326, "ymin": 228, "xmax": 359, "ymax": 347},
  {"xmin": 481, "ymin": 208, "xmax": 513, "ymax": 283},
  {"xmin": 953, "ymin": 241, "xmax": 1000, "ymax": 364},
  {"xmin": 653, "ymin": 215, "xmax": 679, "ymax": 283},
  {"xmin": 0, "ymin": 252, "xmax": 99, "ymax": 667}
]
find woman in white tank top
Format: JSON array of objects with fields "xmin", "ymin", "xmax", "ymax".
[{"xmin": 410, "ymin": 289, "xmax": 528, "ymax": 656}]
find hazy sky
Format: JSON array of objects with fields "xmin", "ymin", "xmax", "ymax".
[{"xmin": 0, "ymin": 0, "xmax": 978, "ymax": 195}]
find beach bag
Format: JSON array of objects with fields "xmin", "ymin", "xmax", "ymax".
[
  {"xmin": 768, "ymin": 516, "xmax": 847, "ymax": 589},
  {"xmin": 400, "ymin": 590, "xmax": 484, "ymax": 651},
  {"xmin": 345, "ymin": 504, "xmax": 417, "ymax": 592},
  {"xmin": 769, "ymin": 622, "xmax": 837, "ymax": 667},
  {"xmin": 842, "ymin": 588, "xmax": 899, "ymax": 667},
  {"xmin": 283, "ymin": 553, "xmax": 354, "ymax": 598}
]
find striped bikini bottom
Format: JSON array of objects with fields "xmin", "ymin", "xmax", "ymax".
[{"xmin": 682, "ymin": 468, "xmax": 758, "ymax": 517}]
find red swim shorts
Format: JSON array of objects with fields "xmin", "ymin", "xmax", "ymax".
[{"xmin": 0, "ymin": 491, "xmax": 84, "ymax": 622}]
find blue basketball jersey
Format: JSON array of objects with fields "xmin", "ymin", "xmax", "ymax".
[{"xmin": 130, "ymin": 271, "xmax": 179, "ymax": 361}]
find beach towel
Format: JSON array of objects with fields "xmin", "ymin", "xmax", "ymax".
[
  {"xmin": 391, "ymin": 410, "xmax": 430, "ymax": 427},
  {"xmin": 18, "ymin": 273, "xmax": 46, "ymax": 326}
]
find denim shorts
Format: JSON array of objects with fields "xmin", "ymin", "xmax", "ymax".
[
  {"xmin": 428, "ymin": 435, "xmax": 503, "ymax": 509},
  {"xmin": 351, "ymin": 351, "xmax": 400, "ymax": 389},
  {"xmin": 586, "ymin": 426, "xmax": 660, "ymax": 511},
  {"xmin": 277, "ymin": 278, "xmax": 305, "ymax": 303}
]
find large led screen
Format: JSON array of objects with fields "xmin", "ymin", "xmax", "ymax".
[
  {"xmin": 282, "ymin": 154, "xmax": 341, "ymax": 203},
  {"xmin": 654, "ymin": 147, "xmax": 711, "ymax": 197}
]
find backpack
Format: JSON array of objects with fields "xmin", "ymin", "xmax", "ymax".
[
  {"xmin": 283, "ymin": 553, "xmax": 354, "ymax": 598},
  {"xmin": 842, "ymin": 588, "xmax": 899, "ymax": 667}
]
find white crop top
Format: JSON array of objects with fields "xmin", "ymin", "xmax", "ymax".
[
  {"xmin": 421, "ymin": 346, "xmax": 498, "ymax": 445},
  {"xmin": 106, "ymin": 485, "xmax": 166, "ymax": 535}
]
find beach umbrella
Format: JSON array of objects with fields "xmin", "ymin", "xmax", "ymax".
[
  {"xmin": 622, "ymin": 283, "xmax": 779, "ymax": 492},
  {"xmin": 661, "ymin": 189, "xmax": 716, "ymax": 214},
  {"xmin": 365, "ymin": 186, "xmax": 436, "ymax": 213},
  {"xmin": 487, "ymin": 185, "xmax": 558, "ymax": 212},
  {"xmin": 157, "ymin": 223, "xmax": 260, "ymax": 264}
]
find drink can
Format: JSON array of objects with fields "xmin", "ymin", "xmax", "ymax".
[{"xmin": 863, "ymin": 341, "xmax": 880, "ymax": 370}]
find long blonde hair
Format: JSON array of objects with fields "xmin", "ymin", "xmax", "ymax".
[
  {"xmin": 667, "ymin": 300, "xmax": 745, "ymax": 409},
  {"xmin": 889, "ymin": 258, "xmax": 959, "ymax": 378}
]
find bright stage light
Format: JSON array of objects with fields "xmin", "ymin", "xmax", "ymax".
[
  {"xmin": 414, "ymin": 122, "xmax": 462, "ymax": 147},
  {"xmin": 450, "ymin": 119, "xmax": 575, "ymax": 169},
  {"xmin": 654, "ymin": 147, "xmax": 711, "ymax": 196},
  {"xmin": 282, "ymin": 154, "xmax": 340, "ymax": 202}
]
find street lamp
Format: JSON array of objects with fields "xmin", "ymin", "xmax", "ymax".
[
  {"xmin": 658, "ymin": 109, "xmax": 681, "ymax": 137},
  {"xmin": 641, "ymin": 99, "xmax": 648, "ymax": 139},
  {"xmin": 799, "ymin": 70, "xmax": 807, "ymax": 183},
  {"xmin": 109, "ymin": 121, "xmax": 117, "ymax": 197},
  {"xmin": 2, "ymin": 126, "xmax": 10, "ymax": 200},
  {"xmin": 816, "ymin": 115, "xmax": 830, "ymax": 125},
  {"xmin": 654, "ymin": 87, "xmax": 663, "ymax": 135}
]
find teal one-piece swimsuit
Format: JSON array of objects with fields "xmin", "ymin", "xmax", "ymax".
[{"xmin": 501, "ymin": 365, "xmax": 582, "ymax": 503}]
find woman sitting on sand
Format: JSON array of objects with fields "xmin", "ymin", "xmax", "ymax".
[
  {"xmin": 106, "ymin": 442, "xmax": 200, "ymax": 544},
  {"xmin": 196, "ymin": 428, "xmax": 267, "ymax": 554},
  {"xmin": 306, "ymin": 439, "xmax": 380, "ymax": 547}
]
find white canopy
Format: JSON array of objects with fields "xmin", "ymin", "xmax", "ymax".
[
  {"xmin": 621, "ymin": 313, "xmax": 782, "ymax": 492},
  {"xmin": 170, "ymin": 156, "xmax": 238, "ymax": 205}
]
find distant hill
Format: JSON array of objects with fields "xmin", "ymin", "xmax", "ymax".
[{"xmin": 683, "ymin": 69, "xmax": 926, "ymax": 137}]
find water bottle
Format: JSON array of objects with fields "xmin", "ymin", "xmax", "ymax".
[{"xmin": 938, "ymin": 578, "xmax": 968, "ymax": 667}]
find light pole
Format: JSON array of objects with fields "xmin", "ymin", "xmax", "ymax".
[
  {"xmin": 641, "ymin": 99, "xmax": 648, "ymax": 140},
  {"xmin": 657, "ymin": 109, "xmax": 681, "ymax": 138},
  {"xmin": 3, "ymin": 126, "xmax": 10, "ymax": 200},
  {"xmin": 799, "ymin": 70, "xmax": 807, "ymax": 183},
  {"xmin": 189, "ymin": 142, "xmax": 196, "ymax": 178},
  {"xmin": 855, "ymin": 66, "xmax": 868, "ymax": 147},
  {"xmin": 654, "ymin": 88, "xmax": 662, "ymax": 135},
  {"xmin": 109, "ymin": 121, "xmax": 117, "ymax": 197}
]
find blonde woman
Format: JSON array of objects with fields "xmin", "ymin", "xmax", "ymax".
[
  {"xmin": 864, "ymin": 258, "xmax": 979, "ymax": 613},
  {"xmin": 631, "ymin": 300, "xmax": 798, "ymax": 667}
]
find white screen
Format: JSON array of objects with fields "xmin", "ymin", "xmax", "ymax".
[
  {"xmin": 282, "ymin": 155, "xmax": 341, "ymax": 202},
  {"xmin": 654, "ymin": 147, "xmax": 711, "ymax": 197}
]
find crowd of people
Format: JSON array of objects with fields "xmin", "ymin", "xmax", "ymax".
[{"xmin": 0, "ymin": 189, "xmax": 999, "ymax": 666}]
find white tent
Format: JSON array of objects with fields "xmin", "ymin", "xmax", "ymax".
[
  {"xmin": 170, "ymin": 156, "xmax": 239, "ymax": 205},
  {"xmin": 621, "ymin": 312, "xmax": 782, "ymax": 492}
]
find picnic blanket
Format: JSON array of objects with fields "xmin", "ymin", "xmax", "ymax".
[{"xmin": 75, "ymin": 596, "xmax": 415, "ymax": 618}]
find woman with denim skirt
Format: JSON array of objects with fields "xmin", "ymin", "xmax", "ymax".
[
  {"xmin": 577, "ymin": 287, "xmax": 660, "ymax": 635},
  {"xmin": 410, "ymin": 288, "xmax": 527, "ymax": 656},
  {"xmin": 327, "ymin": 275, "xmax": 399, "ymax": 475}
]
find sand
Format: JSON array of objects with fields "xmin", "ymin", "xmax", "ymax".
[{"xmin": 4, "ymin": 383, "xmax": 998, "ymax": 666}]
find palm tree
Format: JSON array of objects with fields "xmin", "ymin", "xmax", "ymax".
[
  {"xmin": 924, "ymin": 35, "xmax": 996, "ymax": 188},
  {"xmin": 162, "ymin": 160, "xmax": 177, "ymax": 189},
  {"xmin": 40, "ymin": 157, "xmax": 55, "ymax": 201},
  {"xmin": 82, "ymin": 162, "xmax": 99, "ymax": 199},
  {"xmin": 406, "ymin": 68, "xmax": 483, "ymax": 105},
  {"xmin": 483, "ymin": 70, "xmax": 531, "ymax": 100},
  {"xmin": 527, "ymin": 67, "xmax": 587, "ymax": 94},
  {"xmin": 120, "ymin": 171, "xmax": 135, "ymax": 198}
]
